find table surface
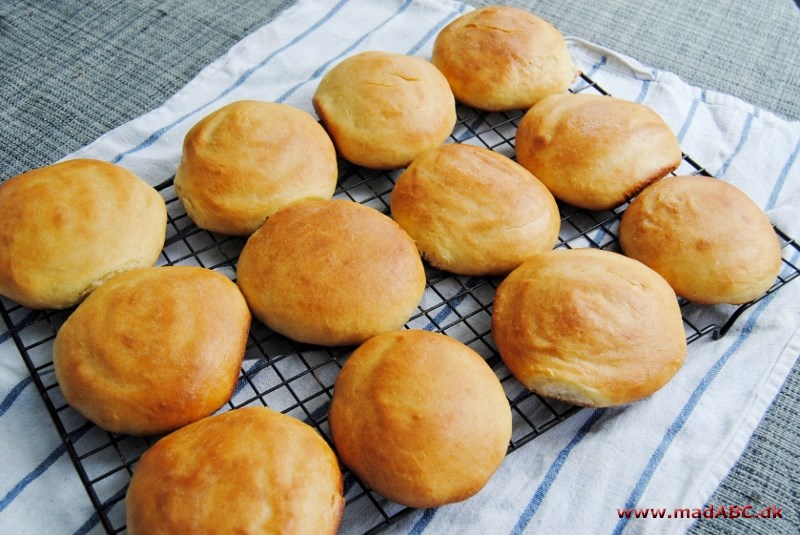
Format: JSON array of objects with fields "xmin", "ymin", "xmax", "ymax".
[{"xmin": 1, "ymin": 1, "xmax": 798, "ymax": 534}]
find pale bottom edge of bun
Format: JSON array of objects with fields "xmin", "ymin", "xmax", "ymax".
[
  {"xmin": 523, "ymin": 377, "xmax": 608, "ymax": 408},
  {"xmin": 520, "ymin": 376, "xmax": 669, "ymax": 409}
]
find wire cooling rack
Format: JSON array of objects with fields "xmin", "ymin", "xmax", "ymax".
[{"xmin": 3, "ymin": 72, "xmax": 800, "ymax": 534}]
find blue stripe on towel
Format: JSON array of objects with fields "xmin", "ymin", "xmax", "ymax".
[
  {"xmin": 572, "ymin": 56, "xmax": 607, "ymax": 93},
  {"xmin": 406, "ymin": 3, "xmax": 468, "ymax": 56},
  {"xmin": 275, "ymin": 0, "xmax": 415, "ymax": 104},
  {"xmin": 422, "ymin": 277, "xmax": 484, "ymax": 332},
  {"xmin": 0, "ymin": 445, "xmax": 68, "ymax": 512},
  {"xmin": 676, "ymin": 88, "xmax": 705, "ymax": 143},
  {"xmin": 233, "ymin": 366, "xmax": 253, "ymax": 397},
  {"xmin": 73, "ymin": 513, "xmax": 101, "ymax": 535},
  {"xmin": 0, "ymin": 310, "xmax": 43, "ymax": 346},
  {"xmin": 0, "ymin": 426, "xmax": 90, "ymax": 512},
  {"xmin": 0, "ymin": 427, "xmax": 90, "ymax": 512},
  {"xmin": 610, "ymin": 289, "xmax": 782, "ymax": 535},
  {"xmin": 72, "ymin": 486, "xmax": 128, "ymax": 535},
  {"xmin": 0, "ymin": 376, "xmax": 32, "ymax": 418},
  {"xmin": 766, "ymin": 134, "xmax": 800, "ymax": 210},
  {"xmin": 409, "ymin": 507, "xmax": 439, "ymax": 535},
  {"xmin": 111, "ymin": 0, "xmax": 351, "ymax": 164},
  {"xmin": 634, "ymin": 79, "xmax": 651, "ymax": 104},
  {"xmin": 509, "ymin": 409, "xmax": 606, "ymax": 534},
  {"xmin": 73, "ymin": 509, "xmax": 102, "ymax": 535},
  {"xmin": 587, "ymin": 56, "xmax": 607, "ymax": 78},
  {"xmin": 717, "ymin": 107, "xmax": 757, "ymax": 178},
  {"xmin": 1, "ymin": 311, "xmax": 46, "ymax": 416}
]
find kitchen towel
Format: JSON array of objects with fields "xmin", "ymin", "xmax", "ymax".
[{"xmin": 1, "ymin": 0, "xmax": 799, "ymax": 533}]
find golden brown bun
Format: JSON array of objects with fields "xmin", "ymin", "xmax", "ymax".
[
  {"xmin": 0, "ymin": 159, "xmax": 166, "ymax": 309},
  {"xmin": 391, "ymin": 144, "xmax": 560, "ymax": 275},
  {"xmin": 515, "ymin": 93, "xmax": 682, "ymax": 210},
  {"xmin": 329, "ymin": 330, "xmax": 511, "ymax": 507},
  {"xmin": 492, "ymin": 248, "xmax": 686, "ymax": 407},
  {"xmin": 312, "ymin": 51, "xmax": 456, "ymax": 170},
  {"xmin": 174, "ymin": 100, "xmax": 338, "ymax": 236},
  {"xmin": 619, "ymin": 176, "xmax": 782, "ymax": 304},
  {"xmin": 236, "ymin": 199, "xmax": 426, "ymax": 346},
  {"xmin": 432, "ymin": 6, "xmax": 579, "ymax": 111},
  {"xmin": 53, "ymin": 266, "xmax": 250, "ymax": 436},
  {"xmin": 126, "ymin": 406, "xmax": 344, "ymax": 535}
]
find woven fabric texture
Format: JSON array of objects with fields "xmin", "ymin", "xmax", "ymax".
[
  {"xmin": 0, "ymin": 1, "xmax": 798, "ymax": 534},
  {"xmin": 0, "ymin": 0, "xmax": 294, "ymax": 178},
  {"xmin": 469, "ymin": 0, "xmax": 800, "ymax": 121}
]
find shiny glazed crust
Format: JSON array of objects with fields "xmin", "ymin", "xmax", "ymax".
[
  {"xmin": 0, "ymin": 159, "xmax": 166, "ymax": 309},
  {"xmin": 492, "ymin": 248, "xmax": 686, "ymax": 407},
  {"xmin": 236, "ymin": 199, "xmax": 426, "ymax": 346},
  {"xmin": 329, "ymin": 330, "xmax": 511, "ymax": 507},
  {"xmin": 312, "ymin": 51, "xmax": 456, "ymax": 170},
  {"xmin": 174, "ymin": 100, "xmax": 338, "ymax": 236},
  {"xmin": 53, "ymin": 266, "xmax": 251, "ymax": 435},
  {"xmin": 125, "ymin": 407, "xmax": 344, "ymax": 535},
  {"xmin": 619, "ymin": 176, "xmax": 782, "ymax": 304},
  {"xmin": 432, "ymin": 6, "xmax": 579, "ymax": 111},
  {"xmin": 515, "ymin": 93, "xmax": 682, "ymax": 210},
  {"xmin": 390, "ymin": 144, "xmax": 560, "ymax": 275}
]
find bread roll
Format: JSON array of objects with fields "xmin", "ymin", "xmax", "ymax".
[
  {"xmin": 53, "ymin": 266, "xmax": 250, "ymax": 436},
  {"xmin": 312, "ymin": 51, "xmax": 456, "ymax": 169},
  {"xmin": 126, "ymin": 406, "xmax": 344, "ymax": 535},
  {"xmin": 619, "ymin": 175, "xmax": 782, "ymax": 304},
  {"xmin": 515, "ymin": 93, "xmax": 682, "ymax": 210},
  {"xmin": 492, "ymin": 248, "xmax": 686, "ymax": 407},
  {"xmin": 390, "ymin": 143, "xmax": 560, "ymax": 275},
  {"xmin": 174, "ymin": 100, "xmax": 338, "ymax": 236},
  {"xmin": 432, "ymin": 6, "xmax": 579, "ymax": 111},
  {"xmin": 236, "ymin": 199, "xmax": 426, "ymax": 346},
  {"xmin": 0, "ymin": 159, "xmax": 166, "ymax": 309},
  {"xmin": 329, "ymin": 329, "xmax": 511, "ymax": 508}
]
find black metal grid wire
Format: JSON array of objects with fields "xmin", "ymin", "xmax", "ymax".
[{"xmin": 2, "ymin": 72, "xmax": 800, "ymax": 534}]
